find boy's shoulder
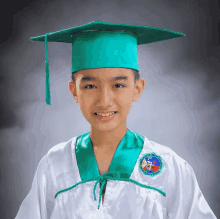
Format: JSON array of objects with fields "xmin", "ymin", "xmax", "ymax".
[
  {"xmin": 43, "ymin": 136, "xmax": 78, "ymax": 176},
  {"xmin": 47, "ymin": 136, "xmax": 77, "ymax": 156},
  {"xmin": 143, "ymin": 136, "xmax": 190, "ymax": 170}
]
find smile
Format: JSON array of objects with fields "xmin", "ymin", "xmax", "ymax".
[
  {"xmin": 94, "ymin": 111, "xmax": 117, "ymax": 121},
  {"xmin": 94, "ymin": 111, "xmax": 117, "ymax": 116}
]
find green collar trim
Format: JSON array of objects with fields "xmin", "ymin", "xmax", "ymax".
[
  {"xmin": 54, "ymin": 171, "xmax": 166, "ymax": 209},
  {"xmin": 54, "ymin": 129, "xmax": 166, "ymax": 209},
  {"xmin": 75, "ymin": 128, "xmax": 145, "ymax": 180}
]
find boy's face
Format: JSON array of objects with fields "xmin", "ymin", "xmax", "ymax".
[{"xmin": 68, "ymin": 68, "xmax": 145, "ymax": 132}]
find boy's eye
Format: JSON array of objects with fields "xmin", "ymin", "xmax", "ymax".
[
  {"xmin": 114, "ymin": 84, "xmax": 125, "ymax": 88},
  {"xmin": 84, "ymin": 84, "xmax": 125, "ymax": 89},
  {"xmin": 84, "ymin": 84, "xmax": 96, "ymax": 89}
]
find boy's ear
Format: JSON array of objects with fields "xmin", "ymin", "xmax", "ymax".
[
  {"xmin": 132, "ymin": 78, "xmax": 145, "ymax": 102},
  {"xmin": 68, "ymin": 81, "xmax": 78, "ymax": 103}
]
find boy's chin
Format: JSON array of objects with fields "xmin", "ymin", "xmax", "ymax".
[{"xmin": 90, "ymin": 123, "xmax": 120, "ymax": 132}]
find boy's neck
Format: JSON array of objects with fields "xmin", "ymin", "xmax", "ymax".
[{"xmin": 90, "ymin": 122, "xmax": 127, "ymax": 153}]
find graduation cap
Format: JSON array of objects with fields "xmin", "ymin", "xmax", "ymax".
[{"xmin": 30, "ymin": 20, "xmax": 185, "ymax": 105}]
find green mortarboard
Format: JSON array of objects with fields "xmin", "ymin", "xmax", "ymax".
[{"xmin": 30, "ymin": 20, "xmax": 185, "ymax": 105}]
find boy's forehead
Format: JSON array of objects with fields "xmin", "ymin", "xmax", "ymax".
[{"xmin": 76, "ymin": 68, "xmax": 133, "ymax": 82}]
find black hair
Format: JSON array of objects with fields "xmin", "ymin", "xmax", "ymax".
[{"xmin": 71, "ymin": 69, "xmax": 140, "ymax": 83}]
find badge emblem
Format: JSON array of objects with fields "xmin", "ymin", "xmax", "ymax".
[{"xmin": 139, "ymin": 152, "xmax": 164, "ymax": 177}]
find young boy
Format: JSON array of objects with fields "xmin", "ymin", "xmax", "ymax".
[{"xmin": 15, "ymin": 20, "xmax": 217, "ymax": 219}]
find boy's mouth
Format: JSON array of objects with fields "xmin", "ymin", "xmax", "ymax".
[
  {"xmin": 94, "ymin": 111, "xmax": 117, "ymax": 121},
  {"xmin": 94, "ymin": 111, "xmax": 117, "ymax": 117}
]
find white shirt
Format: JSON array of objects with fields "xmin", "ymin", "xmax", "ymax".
[{"xmin": 15, "ymin": 129, "xmax": 217, "ymax": 219}]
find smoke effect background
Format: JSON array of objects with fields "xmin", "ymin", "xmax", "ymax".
[{"xmin": 0, "ymin": 0, "xmax": 219, "ymax": 218}]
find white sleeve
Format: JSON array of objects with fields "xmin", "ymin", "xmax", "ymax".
[
  {"xmin": 166, "ymin": 154, "xmax": 217, "ymax": 219},
  {"xmin": 15, "ymin": 153, "xmax": 56, "ymax": 219}
]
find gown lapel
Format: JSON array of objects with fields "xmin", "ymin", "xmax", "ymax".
[{"xmin": 75, "ymin": 128, "xmax": 145, "ymax": 181}]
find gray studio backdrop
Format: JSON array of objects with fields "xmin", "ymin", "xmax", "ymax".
[{"xmin": 1, "ymin": 0, "xmax": 219, "ymax": 218}]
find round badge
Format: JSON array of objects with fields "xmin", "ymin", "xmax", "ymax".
[{"xmin": 139, "ymin": 152, "xmax": 164, "ymax": 177}]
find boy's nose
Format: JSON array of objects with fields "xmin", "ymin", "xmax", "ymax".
[{"xmin": 96, "ymin": 88, "xmax": 114, "ymax": 106}]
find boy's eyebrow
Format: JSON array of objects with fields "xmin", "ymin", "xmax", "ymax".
[{"xmin": 81, "ymin": 76, "xmax": 128, "ymax": 81}]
